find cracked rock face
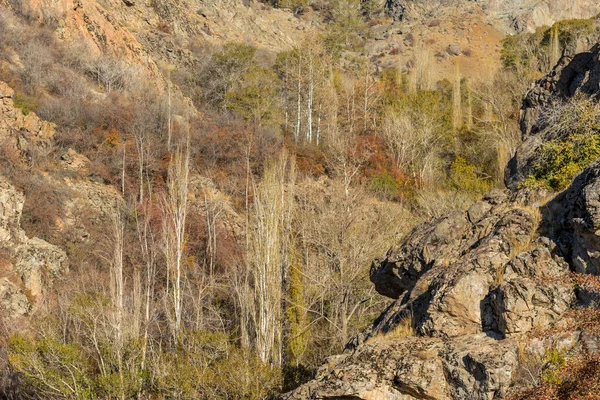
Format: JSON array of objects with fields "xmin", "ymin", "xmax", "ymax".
[
  {"xmin": 0, "ymin": 81, "xmax": 55, "ymax": 165},
  {"xmin": 0, "ymin": 177, "xmax": 69, "ymax": 318},
  {"xmin": 284, "ymin": 182, "xmax": 582, "ymax": 399}
]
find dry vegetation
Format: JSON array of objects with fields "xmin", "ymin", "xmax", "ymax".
[{"xmin": 0, "ymin": 3, "xmax": 598, "ymax": 399}]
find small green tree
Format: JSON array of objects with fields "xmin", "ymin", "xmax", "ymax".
[
  {"xmin": 323, "ymin": 0, "xmax": 370, "ymax": 57},
  {"xmin": 225, "ymin": 67, "xmax": 282, "ymax": 127}
]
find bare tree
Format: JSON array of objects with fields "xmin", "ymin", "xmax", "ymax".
[
  {"xmin": 452, "ymin": 63, "xmax": 462, "ymax": 129},
  {"xmin": 294, "ymin": 180, "xmax": 408, "ymax": 351},
  {"xmin": 162, "ymin": 134, "xmax": 191, "ymax": 338},
  {"xmin": 246, "ymin": 152, "xmax": 296, "ymax": 364},
  {"xmin": 474, "ymin": 71, "xmax": 527, "ymax": 182},
  {"xmin": 382, "ymin": 107, "xmax": 444, "ymax": 186},
  {"xmin": 109, "ymin": 209, "xmax": 126, "ymax": 400}
]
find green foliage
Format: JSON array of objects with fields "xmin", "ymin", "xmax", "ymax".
[
  {"xmin": 225, "ymin": 66, "xmax": 282, "ymax": 126},
  {"xmin": 521, "ymin": 96, "xmax": 600, "ymax": 190},
  {"xmin": 501, "ymin": 18, "xmax": 600, "ymax": 74},
  {"xmin": 9, "ymin": 333, "xmax": 96, "ymax": 399},
  {"xmin": 195, "ymin": 42, "xmax": 258, "ymax": 108},
  {"xmin": 369, "ymin": 171, "xmax": 401, "ymax": 201},
  {"xmin": 541, "ymin": 349, "xmax": 566, "ymax": 385},
  {"xmin": 155, "ymin": 331, "xmax": 281, "ymax": 399},
  {"xmin": 448, "ymin": 156, "xmax": 492, "ymax": 194},
  {"xmin": 551, "ymin": 18, "xmax": 596, "ymax": 46},
  {"xmin": 380, "ymin": 68, "xmax": 403, "ymax": 107},
  {"xmin": 323, "ymin": 0, "xmax": 369, "ymax": 57},
  {"xmin": 284, "ymin": 261, "xmax": 313, "ymax": 391},
  {"xmin": 13, "ymin": 92, "xmax": 38, "ymax": 116},
  {"xmin": 10, "ymin": 317, "xmax": 280, "ymax": 400},
  {"xmin": 524, "ymin": 133, "xmax": 600, "ymax": 191},
  {"xmin": 213, "ymin": 43, "xmax": 257, "ymax": 72}
]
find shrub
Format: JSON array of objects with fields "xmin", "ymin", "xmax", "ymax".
[
  {"xmin": 9, "ymin": 333, "xmax": 96, "ymax": 399},
  {"xmin": 449, "ymin": 156, "xmax": 491, "ymax": 194},
  {"xmin": 523, "ymin": 133, "xmax": 600, "ymax": 190},
  {"xmin": 12, "ymin": 93, "xmax": 38, "ymax": 116},
  {"xmin": 523, "ymin": 97, "xmax": 600, "ymax": 191},
  {"xmin": 369, "ymin": 171, "xmax": 401, "ymax": 201},
  {"xmin": 224, "ymin": 66, "xmax": 281, "ymax": 126}
]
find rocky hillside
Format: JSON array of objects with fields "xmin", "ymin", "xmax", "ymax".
[
  {"xmin": 283, "ymin": 42, "xmax": 600, "ymax": 400},
  {"xmin": 0, "ymin": 82, "xmax": 69, "ymax": 321},
  {"xmin": 0, "ymin": 0, "xmax": 315, "ymax": 86},
  {"xmin": 0, "ymin": 78, "xmax": 133, "ymax": 317},
  {"xmin": 2, "ymin": 0, "xmax": 598, "ymax": 93},
  {"xmin": 387, "ymin": 0, "xmax": 600, "ymax": 33}
]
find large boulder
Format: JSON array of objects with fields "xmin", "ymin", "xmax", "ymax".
[{"xmin": 370, "ymin": 193, "xmax": 542, "ymax": 340}]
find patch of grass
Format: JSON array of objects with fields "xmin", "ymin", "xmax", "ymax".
[
  {"xmin": 541, "ymin": 349, "xmax": 566, "ymax": 385},
  {"xmin": 370, "ymin": 313, "xmax": 415, "ymax": 343},
  {"xmin": 12, "ymin": 93, "xmax": 39, "ymax": 116}
]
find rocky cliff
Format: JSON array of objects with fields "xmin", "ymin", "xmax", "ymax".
[
  {"xmin": 284, "ymin": 43, "xmax": 600, "ymax": 400},
  {"xmin": 386, "ymin": 0, "xmax": 600, "ymax": 33},
  {"xmin": 0, "ymin": 82, "xmax": 69, "ymax": 320}
]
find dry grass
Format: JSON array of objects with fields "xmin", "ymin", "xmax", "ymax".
[
  {"xmin": 507, "ymin": 204, "xmax": 544, "ymax": 258},
  {"xmin": 514, "ymin": 204, "xmax": 542, "ymax": 228},
  {"xmin": 494, "ymin": 264, "xmax": 506, "ymax": 286},
  {"xmin": 513, "ymin": 342, "xmax": 544, "ymax": 389},
  {"xmin": 508, "ymin": 239, "xmax": 539, "ymax": 261},
  {"xmin": 370, "ymin": 313, "xmax": 415, "ymax": 343}
]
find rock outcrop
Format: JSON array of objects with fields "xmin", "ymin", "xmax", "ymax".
[
  {"xmin": 506, "ymin": 42, "xmax": 600, "ymax": 189},
  {"xmin": 0, "ymin": 177, "xmax": 69, "ymax": 318},
  {"xmin": 284, "ymin": 43, "xmax": 600, "ymax": 400},
  {"xmin": 0, "ymin": 79, "xmax": 129, "ymax": 319},
  {"xmin": 0, "ymin": 81, "xmax": 55, "ymax": 164},
  {"xmin": 285, "ymin": 185, "xmax": 583, "ymax": 399}
]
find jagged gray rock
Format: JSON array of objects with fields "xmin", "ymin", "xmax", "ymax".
[
  {"xmin": 284, "ymin": 184, "xmax": 582, "ymax": 399},
  {"xmin": 547, "ymin": 157, "xmax": 600, "ymax": 275}
]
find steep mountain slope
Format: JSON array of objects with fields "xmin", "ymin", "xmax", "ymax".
[
  {"xmin": 1, "ymin": 0, "xmax": 314, "ymax": 81},
  {"xmin": 3, "ymin": 0, "xmax": 598, "ymax": 91},
  {"xmin": 284, "ymin": 42, "xmax": 600, "ymax": 400}
]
